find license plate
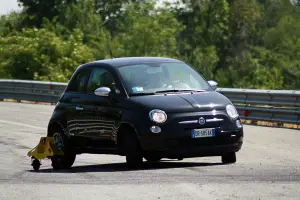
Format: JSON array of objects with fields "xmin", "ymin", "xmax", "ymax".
[{"xmin": 191, "ymin": 128, "xmax": 215, "ymax": 138}]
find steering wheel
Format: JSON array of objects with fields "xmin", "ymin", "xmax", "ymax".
[{"xmin": 169, "ymin": 80, "xmax": 190, "ymax": 89}]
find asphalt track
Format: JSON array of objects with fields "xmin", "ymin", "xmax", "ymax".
[{"xmin": 0, "ymin": 101, "xmax": 299, "ymax": 200}]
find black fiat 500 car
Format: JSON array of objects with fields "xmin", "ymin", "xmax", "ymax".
[{"xmin": 47, "ymin": 57, "xmax": 243, "ymax": 169}]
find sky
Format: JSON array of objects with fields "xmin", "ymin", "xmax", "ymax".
[{"xmin": 0, "ymin": 0, "xmax": 22, "ymax": 15}]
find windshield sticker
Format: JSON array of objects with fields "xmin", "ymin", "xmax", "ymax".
[{"xmin": 132, "ymin": 87, "xmax": 144, "ymax": 93}]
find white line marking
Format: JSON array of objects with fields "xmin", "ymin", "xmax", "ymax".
[{"xmin": 0, "ymin": 119, "xmax": 46, "ymax": 130}]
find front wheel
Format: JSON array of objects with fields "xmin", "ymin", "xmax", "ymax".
[
  {"xmin": 221, "ymin": 152, "xmax": 236, "ymax": 164},
  {"xmin": 51, "ymin": 131, "xmax": 76, "ymax": 170},
  {"xmin": 123, "ymin": 133, "xmax": 143, "ymax": 169}
]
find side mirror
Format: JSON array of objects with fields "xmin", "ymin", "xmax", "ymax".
[
  {"xmin": 208, "ymin": 80, "xmax": 218, "ymax": 90},
  {"xmin": 94, "ymin": 87, "xmax": 111, "ymax": 96}
]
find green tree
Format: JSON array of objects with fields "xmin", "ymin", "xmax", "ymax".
[
  {"xmin": 0, "ymin": 28, "xmax": 94, "ymax": 82},
  {"xmin": 94, "ymin": 0, "xmax": 149, "ymax": 37},
  {"xmin": 43, "ymin": 0, "xmax": 109, "ymax": 59},
  {"xmin": 0, "ymin": 11, "xmax": 25, "ymax": 36},
  {"xmin": 17, "ymin": 0, "xmax": 77, "ymax": 27},
  {"xmin": 262, "ymin": 15, "xmax": 300, "ymax": 89},
  {"xmin": 221, "ymin": 0, "xmax": 261, "ymax": 87},
  {"xmin": 110, "ymin": 2, "xmax": 183, "ymax": 57},
  {"xmin": 0, "ymin": 0, "xmax": 299, "ymax": 90},
  {"xmin": 170, "ymin": 0, "xmax": 230, "ymax": 82}
]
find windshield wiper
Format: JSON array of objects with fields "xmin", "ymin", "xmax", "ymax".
[
  {"xmin": 130, "ymin": 89, "xmax": 206, "ymax": 96},
  {"xmin": 155, "ymin": 89, "xmax": 206, "ymax": 94},
  {"xmin": 130, "ymin": 92, "xmax": 156, "ymax": 96}
]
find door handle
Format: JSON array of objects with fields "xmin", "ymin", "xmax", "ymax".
[{"xmin": 76, "ymin": 106, "xmax": 83, "ymax": 111}]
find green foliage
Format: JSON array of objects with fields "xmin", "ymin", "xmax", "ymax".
[
  {"xmin": 0, "ymin": 28, "xmax": 94, "ymax": 82},
  {"xmin": 0, "ymin": 12, "xmax": 25, "ymax": 36},
  {"xmin": 0, "ymin": 0, "xmax": 300, "ymax": 90},
  {"xmin": 111, "ymin": 2, "xmax": 183, "ymax": 57},
  {"xmin": 17, "ymin": 0, "xmax": 77, "ymax": 27},
  {"xmin": 43, "ymin": 0, "xmax": 109, "ymax": 59}
]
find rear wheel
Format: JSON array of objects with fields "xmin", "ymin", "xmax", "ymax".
[
  {"xmin": 221, "ymin": 152, "xmax": 236, "ymax": 164},
  {"xmin": 51, "ymin": 130, "xmax": 76, "ymax": 170},
  {"xmin": 123, "ymin": 132, "xmax": 143, "ymax": 169}
]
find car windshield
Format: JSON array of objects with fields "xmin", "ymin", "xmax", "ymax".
[{"xmin": 117, "ymin": 62, "xmax": 212, "ymax": 95}]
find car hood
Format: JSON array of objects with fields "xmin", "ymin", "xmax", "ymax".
[{"xmin": 126, "ymin": 91, "xmax": 232, "ymax": 113}]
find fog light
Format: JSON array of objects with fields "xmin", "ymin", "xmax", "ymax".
[
  {"xmin": 236, "ymin": 120, "xmax": 242, "ymax": 128},
  {"xmin": 150, "ymin": 126, "xmax": 161, "ymax": 134}
]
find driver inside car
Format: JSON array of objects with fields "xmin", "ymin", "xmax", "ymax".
[{"xmin": 146, "ymin": 69, "xmax": 165, "ymax": 89}]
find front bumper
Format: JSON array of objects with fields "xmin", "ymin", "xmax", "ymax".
[
  {"xmin": 136, "ymin": 110, "xmax": 244, "ymax": 158},
  {"xmin": 139, "ymin": 129, "xmax": 243, "ymax": 158}
]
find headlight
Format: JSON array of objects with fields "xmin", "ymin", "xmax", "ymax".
[
  {"xmin": 149, "ymin": 109, "xmax": 167, "ymax": 123},
  {"xmin": 226, "ymin": 104, "xmax": 239, "ymax": 119}
]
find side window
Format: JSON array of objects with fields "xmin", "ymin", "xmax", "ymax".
[
  {"xmin": 67, "ymin": 68, "xmax": 90, "ymax": 93},
  {"xmin": 86, "ymin": 68, "xmax": 116, "ymax": 94}
]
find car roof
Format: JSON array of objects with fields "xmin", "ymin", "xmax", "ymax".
[{"xmin": 86, "ymin": 57, "xmax": 183, "ymax": 68}]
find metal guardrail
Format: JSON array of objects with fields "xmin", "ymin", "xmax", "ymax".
[
  {"xmin": 0, "ymin": 79, "xmax": 300, "ymax": 124},
  {"xmin": 217, "ymin": 88, "xmax": 300, "ymax": 124},
  {"xmin": 0, "ymin": 79, "xmax": 66, "ymax": 103}
]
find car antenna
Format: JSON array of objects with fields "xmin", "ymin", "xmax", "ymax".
[
  {"xmin": 102, "ymin": 18, "xmax": 114, "ymax": 59},
  {"xmin": 104, "ymin": 31, "xmax": 114, "ymax": 59}
]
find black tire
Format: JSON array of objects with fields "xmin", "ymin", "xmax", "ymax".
[
  {"xmin": 123, "ymin": 132, "xmax": 143, "ymax": 169},
  {"xmin": 51, "ymin": 130, "xmax": 76, "ymax": 170},
  {"xmin": 221, "ymin": 152, "xmax": 236, "ymax": 164},
  {"xmin": 144, "ymin": 154, "xmax": 162, "ymax": 162},
  {"xmin": 32, "ymin": 159, "xmax": 41, "ymax": 171}
]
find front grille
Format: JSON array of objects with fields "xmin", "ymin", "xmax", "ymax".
[{"xmin": 174, "ymin": 113, "xmax": 228, "ymax": 130}]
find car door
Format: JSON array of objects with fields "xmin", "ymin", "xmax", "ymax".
[
  {"xmin": 80, "ymin": 66, "xmax": 122, "ymax": 144},
  {"xmin": 62, "ymin": 67, "xmax": 91, "ymax": 137}
]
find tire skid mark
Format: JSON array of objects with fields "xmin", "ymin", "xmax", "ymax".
[
  {"xmin": 0, "ymin": 139, "xmax": 31, "ymax": 150},
  {"xmin": 0, "ymin": 119, "xmax": 46, "ymax": 130}
]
